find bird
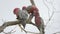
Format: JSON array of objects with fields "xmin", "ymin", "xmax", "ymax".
[
  {"xmin": 13, "ymin": 7, "xmax": 28, "ymax": 29},
  {"xmin": 26, "ymin": 5, "xmax": 44, "ymax": 34}
]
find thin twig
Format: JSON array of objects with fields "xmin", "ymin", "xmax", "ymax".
[
  {"xmin": 43, "ymin": 0, "xmax": 55, "ymax": 27},
  {"xmin": 53, "ymin": 32, "xmax": 60, "ymax": 34},
  {"xmin": 18, "ymin": 24, "xmax": 40, "ymax": 34}
]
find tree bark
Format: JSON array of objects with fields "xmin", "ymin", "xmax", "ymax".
[
  {"xmin": 30, "ymin": 0, "xmax": 35, "ymax": 5},
  {"xmin": 2, "ymin": 20, "xmax": 20, "ymax": 27},
  {"xmin": 0, "ymin": 20, "xmax": 21, "ymax": 32}
]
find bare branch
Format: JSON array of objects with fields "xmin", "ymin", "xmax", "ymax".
[
  {"xmin": 0, "ymin": 20, "xmax": 22, "ymax": 32},
  {"xmin": 43, "ymin": 0, "xmax": 55, "ymax": 27},
  {"xmin": 18, "ymin": 24, "xmax": 27, "ymax": 33},
  {"xmin": 0, "ymin": 20, "xmax": 37, "ymax": 34},
  {"xmin": 18, "ymin": 24, "xmax": 40, "ymax": 34},
  {"xmin": 3, "ymin": 20, "xmax": 20, "ymax": 26},
  {"xmin": 45, "ymin": 11, "xmax": 54, "ymax": 27},
  {"xmin": 30, "ymin": 0, "xmax": 35, "ymax": 5},
  {"xmin": 53, "ymin": 32, "xmax": 60, "ymax": 34}
]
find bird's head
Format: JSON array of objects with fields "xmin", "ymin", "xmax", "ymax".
[
  {"xmin": 13, "ymin": 8, "xmax": 20, "ymax": 16},
  {"xmin": 26, "ymin": 5, "xmax": 39, "ymax": 14},
  {"xmin": 22, "ymin": 6, "xmax": 27, "ymax": 10}
]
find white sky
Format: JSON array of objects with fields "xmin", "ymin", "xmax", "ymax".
[{"xmin": 0, "ymin": 0, "xmax": 60, "ymax": 34}]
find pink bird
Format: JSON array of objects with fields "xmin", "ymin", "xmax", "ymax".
[
  {"xmin": 13, "ymin": 7, "xmax": 28, "ymax": 29},
  {"xmin": 26, "ymin": 5, "xmax": 41, "ymax": 26},
  {"xmin": 26, "ymin": 5, "xmax": 44, "ymax": 34}
]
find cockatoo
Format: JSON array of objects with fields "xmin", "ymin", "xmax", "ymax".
[
  {"xmin": 13, "ymin": 7, "xmax": 28, "ymax": 29},
  {"xmin": 26, "ymin": 5, "xmax": 44, "ymax": 34}
]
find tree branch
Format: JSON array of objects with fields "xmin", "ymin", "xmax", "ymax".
[
  {"xmin": 30, "ymin": 0, "xmax": 35, "ymax": 5},
  {"xmin": 0, "ymin": 20, "xmax": 22, "ymax": 32},
  {"xmin": 0, "ymin": 19, "xmax": 36, "ymax": 33},
  {"xmin": 18, "ymin": 24, "xmax": 40, "ymax": 34},
  {"xmin": 53, "ymin": 32, "xmax": 60, "ymax": 34}
]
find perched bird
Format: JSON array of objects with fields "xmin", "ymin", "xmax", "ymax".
[
  {"xmin": 26, "ymin": 5, "xmax": 44, "ymax": 34},
  {"xmin": 13, "ymin": 7, "xmax": 28, "ymax": 29},
  {"xmin": 22, "ymin": 6, "xmax": 36, "ymax": 26}
]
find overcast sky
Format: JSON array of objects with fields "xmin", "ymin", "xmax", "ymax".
[{"xmin": 0, "ymin": 0, "xmax": 60, "ymax": 34}]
